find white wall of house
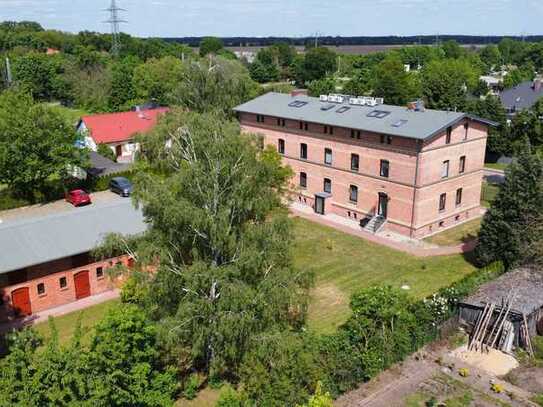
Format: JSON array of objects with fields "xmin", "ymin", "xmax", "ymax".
[{"xmin": 76, "ymin": 121, "xmax": 139, "ymax": 163}]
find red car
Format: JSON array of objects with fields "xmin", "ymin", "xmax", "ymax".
[{"xmin": 66, "ymin": 189, "xmax": 92, "ymax": 207}]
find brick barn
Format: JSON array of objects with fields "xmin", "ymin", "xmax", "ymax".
[
  {"xmin": 0, "ymin": 200, "xmax": 146, "ymax": 322},
  {"xmin": 234, "ymin": 92, "xmax": 495, "ymax": 239}
]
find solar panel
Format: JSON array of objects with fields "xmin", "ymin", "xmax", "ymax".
[
  {"xmin": 336, "ymin": 106, "xmax": 351, "ymax": 114},
  {"xmin": 321, "ymin": 103, "xmax": 336, "ymax": 111},
  {"xmin": 367, "ymin": 110, "xmax": 390, "ymax": 118},
  {"xmin": 288, "ymin": 100, "xmax": 308, "ymax": 108}
]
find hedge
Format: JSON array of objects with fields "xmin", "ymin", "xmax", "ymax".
[{"xmin": 239, "ymin": 261, "xmax": 506, "ymax": 406}]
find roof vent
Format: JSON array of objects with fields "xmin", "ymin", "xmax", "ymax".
[{"xmin": 392, "ymin": 119, "xmax": 408, "ymax": 128}]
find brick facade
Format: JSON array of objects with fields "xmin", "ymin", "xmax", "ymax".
[
  {"xmin": 0, "ymin": 253, "xmax": 132, "ymax": 322},
  {"xmin": 239, "ymin": 111, "xmax": 488, "ymax": 239}
]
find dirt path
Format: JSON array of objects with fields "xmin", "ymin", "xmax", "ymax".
[
  {"xmin": 335, "ymin": 345, "xmax": 538, "ymax": 407},
  {"xmin": 335, "ymin": 351, "xmax": 439, "ymax": 407}
]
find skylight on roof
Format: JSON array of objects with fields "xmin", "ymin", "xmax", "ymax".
[
  {"xmin": 288, "ymin": 100, "xmax": 308, "ymax": 108},
  {"xmin": 392, "ymin": 119, "xmax": 408, "ymax": 128},
  {"xmin": 321, "ymin": 103, "xmax": 336, "ymax": 111},
  {"xmin": 336, "ymin": 106, "xmax": 351, "ymax": 114},
  {"xmin": 367, "ymin": 110, "xmax": 390, "ymax": 119}
]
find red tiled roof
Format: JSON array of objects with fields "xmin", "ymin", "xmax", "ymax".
[{"xmin": 81, "ymin": 108, "xmax": 169, "ymax": 144}]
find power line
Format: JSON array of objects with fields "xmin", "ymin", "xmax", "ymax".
[{"xmin": 104, "ymin": 0, "xmax": 127, "ymax": 57}]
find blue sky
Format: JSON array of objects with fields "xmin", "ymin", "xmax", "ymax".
[{"xmin": 1, "ymin": 0, "xmax": 542, "ymax": 38}]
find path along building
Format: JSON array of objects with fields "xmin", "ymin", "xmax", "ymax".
[
  {"xmin": 0, "ymin": 200, "xmax": 146, "ymax": 321},
  {"xmin": 234, "ymin": 92, "xmax": 495, "ymax": 239}
]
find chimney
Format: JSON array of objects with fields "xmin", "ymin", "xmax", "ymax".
[
  {"xmin": 290, "ymin": 89, "xmax": 308, "ymax": 98},
  {"xmin": 533, "ymin": 79, "xmax": 542, "ymax": 93},
  {"xmin": 407, "ymin": 100, "xmax": 425, "ymax": 112}
]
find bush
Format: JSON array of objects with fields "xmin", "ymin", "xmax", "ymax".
[
  {"xmin": 97, "ymin": 143, "xmax": 117, "ymax": 162},
  {"xmin": 182, "ymin": 373, "xmax": 203, "ymax": 400},
  {"xmin": 85, "ymin": 168, "xmax": 136, "ymax": 192},
  {"xmin": 533, "ymin": 336, "xmax": 543, "ymax": 361},
  {"xmin": 215, "ymin": 385, "xmax": 247, "ymax": 407}
]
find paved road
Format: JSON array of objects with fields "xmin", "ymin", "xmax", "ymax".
[
  {"xmin": 483, "ymin": 168, "xmax": 505, "ymax": 184},
  {"xmin": 0, "ymin": 190, "xmax": 128, "ymax": 224}
]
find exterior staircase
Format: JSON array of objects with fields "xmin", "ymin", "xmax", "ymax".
[{"xmin": 362, "ymin": 215, "xmax": 387, "ymax": 234}]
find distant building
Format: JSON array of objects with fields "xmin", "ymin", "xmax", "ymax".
[
  {"xmin": 46, "ymin": 47, "xmax": 60, "ymax": 55},
  {"xmin": 77, "ymin": 107, "xmax": 169, "ymax": 163},
  {"xmin": 479, "ymin": 75, "xmax": 502, "ymax": 96},
  {"xmin": 234, "ymin": 50, "xmax": 256, "ymax": 63},
  {"xmin": 0, "ymin": 200, "xmax": 146, "ymax": 321},
  {"xmin": 234, "ymin": 92, "xmax": 494, "ymax": 239},
  {"xmin": 500, "ymin": 79, "xmax": 543, "ymax": 119}
]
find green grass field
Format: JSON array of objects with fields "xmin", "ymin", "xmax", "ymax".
[
  {"xmin": 481, "ymin": 182, "xmax": 500, "ymax": 208},
  {"xmin": 45, "ymin": 104, "xmax": 88, "ymax": 126},
  {"xmin": 292, "ymin": 218, "xmax": 477, "ymax": 333},
  {"xmin": 484, "ymin": 162, "xmax": 508, "ymax": 171},
  {"xmin": 424, "ymin": 218, "xmax": 482, "ymax": 246},
  {"xmin": 34, "ymin": 298, "xmax": 120, "ymax": 345}
]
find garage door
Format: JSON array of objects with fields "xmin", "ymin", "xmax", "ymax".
[
  {"xmin": 74, "ymin": 271, "xmax": 91, "ymax": 300},
  {"xmin": 11, "ymin": 287, "xmax": 31, "ymax": 316}
]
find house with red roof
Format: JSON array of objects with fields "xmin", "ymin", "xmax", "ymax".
[{"xmin": 77, "ymin": 107, "xmax": 169, "ymax": 163}]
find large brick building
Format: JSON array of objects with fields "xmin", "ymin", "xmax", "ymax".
[
  {"xmin": 0, "ymin": 200, "xmax": 146, "ymax": 321},
  {"xmin": 234, "ymin": 92, "xmax": 494, "ymax": 238}
]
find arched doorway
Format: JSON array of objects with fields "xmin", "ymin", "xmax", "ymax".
[
  {"xmin": 11, "ymin": 287, "xmax": 31, "ymax": 316},
  {"xmin": 74, "ymin": 270, "xmax": 91, "ymax": 300}
]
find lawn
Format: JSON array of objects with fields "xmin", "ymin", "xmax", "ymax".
[
  {"xmin": 292, "ymin": 218, "xmax": 477, "ymax": 333},
  {"xmin": 45, "ymin": 103, "xmax": 88, "ymax": 126},
  {"xmin": 33, "ymin": 298, "xmax": 121, "ymax": 345},
  {"xmin": 424, "ymin": 218, "xmax": 481, "ymax": 246},
  {"xmin": 481, "ymin": 182, "xmax": 500, "ymax": 208}
]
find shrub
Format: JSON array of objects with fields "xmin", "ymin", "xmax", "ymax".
[
  {"xmin": 97, "ymin": 143, "xmax": 117, "ymax": 162},
  {"xmin": 533, "ymin": 336, "xmax": 543, "ymax": 361},
  {"xmin": 183, "ymin": 373, "xmax": 202, "ymax": 400},
  {"xmin": 215, "ymin": 385, "xmax": 247, "ymax": 407}
]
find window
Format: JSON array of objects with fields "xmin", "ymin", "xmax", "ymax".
[
  {"xmin": 59, "ymin": 277, "xmax": 67, "ymax": 289},
  {"xmin": 300, "ymin": 172, "xmax": 307, "ymax": 188},
  {"xmin": 380, "ymin": 135, "xmax": 385, "ymax": 144},
  {"xmin": 337, "ymin": 106, "xmax": 350, "ymax": 113},
  {"xmin": 351, "ymin": 154, "xmax": 359, "ymax": 171},
  {"xmin": 96, "ymin": 267, "xmax": 104, "ymax": 279},
  {"xmin": 299, "ymin": 121, "xmax": 303, "ymax": 130},
  {"xmin": 464, "ymin": 122, "xmax": 469, "ymax": 140},
  {"xmin": 37, "ymin": 283, "xmax": 45, "ymax": 295},
  {"xmin": 323, "ymin": 178, "xmax": 332, "ymax": 193},
  {"xmin": 441, "ymin": 160, "xmax": 450, "ymax": 178},
  {"xmin": 324, "ymin": 148, "xmax": 332, "ymax": 165},
  {"xmin": 439, "ymin": 193, "xmax": 447, "ymax": 211},
  {"xmin": 456, "ymin": 188, "xmax": 463, "ymax": 206},
  {"xmin": 256, "ymin": 114, "xmax": 265, "ymax": 123},
  {"xmin": 300, "ymin": 143, "xmax": 307, "ymax": 159},
  {"xmin": 304, "ymin": 122, "xmax": 308, "ymax": 131},
  {"xmin": 379, "ymin": 134, "xmax": 392, "ymax": 144},
  {"xmin": 459, "ymin": 156, "xmax": 466, "ymax": 174},
  {"xmin": 446, "ymin": 126, "xmax": 452, "ymax": 144},
  {"xmin": 278, "ymin": 139, "xmax": 285, "ymax": 154},
  {"xmin": 288, "ymin": 100, "xmax": 308, "ymax": 108},
  {"xmin": 387, "ymin": 136, "xmax": 392, "ymax": 144},
  {"xmin": 324, "ymin": 125, "xmax": 328, "ymax": 134},
  {"xmin": 380, "ymin": 160, "xmax": 390, "ymax": 178},
  {"xmin": 351, "ymin": 129, "xmax": 361, "ymax": 139},
  {"xmin": 349, "ymin": 185, "xmax": 358, "ymax": 203},
  {"xmin": 324, "ymin": 125, "xmax": 334, "ymax": 135},
  {"xmin": 276, "ymin": 118, "xmax": 285, "ymax": 127}
]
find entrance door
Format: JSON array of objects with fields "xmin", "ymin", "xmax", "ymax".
[
  {"xmin": 115, "ymin": 145, "xmax": 123, "ymax": 158},
  {"xmin": 74, "ymin": 271, "xmax": 91, "ymax": 300},
  {"xmin": 11, "ymin": 287, "xmax": 31, "ymax": 316},
  {"xmin": 378, "ymin": 193, "xmax": 388, "ymax": 218},
  {"xmin": 315, "ymin": 196, "xmax": 325, "ymax": 215}
]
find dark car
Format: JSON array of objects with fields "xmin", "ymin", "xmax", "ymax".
[
  {"xmin": 66, "ymin": 189, "xmax": 92, "ymax": 207},
  {"xmin": 109, "ymin": 177, "xmax": 133, "ymax": 197}
]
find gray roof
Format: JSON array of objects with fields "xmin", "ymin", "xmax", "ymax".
[
  {"xmin": 234, "ymin": 92, "xmax": 473, "ymax": 140},
  {"xmin": 461, "ymin": 268, "xmax": 543, "ymax": 316},
  {"xmin": 87, "ymin": 151, "xmax": 131, "ymax": 177},
  {"xmin": 0, "ymin": 199, "xmax": 147, "ymax": 274},
  {"xmin": 500, "ymin": 81, "xmax": 543, "ymax": 112}
]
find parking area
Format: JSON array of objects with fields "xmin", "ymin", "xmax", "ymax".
[{"xmin": 0, "ymin": 190, "xmax": 128, "ymax": 224}]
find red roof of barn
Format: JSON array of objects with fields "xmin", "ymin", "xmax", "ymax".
[{"xmin": 81, "ymin": 108, "xmax": 169, "ymax": 144}]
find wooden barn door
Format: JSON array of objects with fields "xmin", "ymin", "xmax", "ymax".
[
  {"xmin": 11, "ymin": 287, "xmax": 31, "ymax": 316},
  {"xmin": 74, "ymin": 271, "xmax": 91, "ymax": 300}
]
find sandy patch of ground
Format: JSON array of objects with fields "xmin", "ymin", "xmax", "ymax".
[
  {"xmin": 507, "ymin": 366, "xmax": 543, "ymax": 394},
  {"xmin": 449, "ymin": 345, "xmax": 519, "ymax": 376}
]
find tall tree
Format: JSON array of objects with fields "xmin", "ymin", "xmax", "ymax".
[
  {"xmin": 421, "ymin": 58, "xmax": 479, "ymax": 110},
  {"xmin": 199, "ymin": 37, "xmax": 224, "ymax": 57},
  {"xmin": 0, "ymin": 90, "xmax": 87, "ymax": 201},
  {"xmin": 372, "ymin": 54, "xmax": 421, "ymax": 105},
  {"xmin": 172, "ymin": 57, "xmax": 259, "ymax": 115},
  {"xmin": 124, "ymin": 110, "xmax": 312, "ymax": 379},
  {"xmin": 296, "ymin": 47, "xmax": 337, "ymax": 84},
  {"xmin": 132, "ymin": 56, "xmax": 186, "ymax": 106},
  {"xmin": 475, "ymin": 141, "xmax": 543, "ymax": 267}
]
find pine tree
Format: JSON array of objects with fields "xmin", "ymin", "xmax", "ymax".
[{"xmin": 475, "ymin": 140, "xmax": 543, "ymax": 267}]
